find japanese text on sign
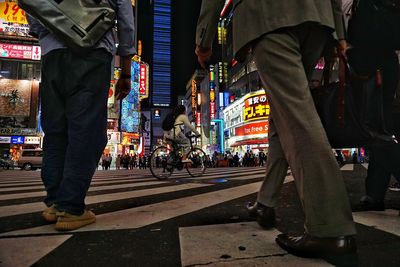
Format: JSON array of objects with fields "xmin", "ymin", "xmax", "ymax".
[
  {"xmin": 0, "ymin": 2, "xmax": 30, "ymax": 37},
  {"xmin": 139, "ymin": 63, "xmax": 149, "ymax": 99},
  {"xmin": 0, "ymin": 43, "xmax": 41, "ymax": 60},
  {"xmin": 243, "ymin": 93, "xmax": 270, "ymax": 122}
]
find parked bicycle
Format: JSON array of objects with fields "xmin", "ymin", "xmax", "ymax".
[{"xmin": 149, "ymin": 133, "xmax": 207, "ymax": 180}]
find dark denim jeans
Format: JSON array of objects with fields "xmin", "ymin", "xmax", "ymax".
[{"xmin": 40, "ymin": 48, "xmax": 112, "ymax": 215}]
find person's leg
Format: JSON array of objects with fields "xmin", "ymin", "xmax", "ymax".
[
  {"xmin": 176, "ymin": 132, "xmax": 191, "ymax": 156},
  {"xmin": 40, "ymin": 50, "xmax": 69, "ymax": 208},
  {"xmin": 253, "ymin": 23, "xmax": 355, "ymax": 237},
  {"xmin": 380, "ymin": 51, "xmax": 399, "ymax": 133},
  {"xmin": 257, "ymin": 116, "xmax": 289, "ymax": 207},
  {"xmin": 364, "ymin": 145, "xmax": 391, "ymax": 204},
  {"xmin": 56, "ymin": 49, "xmax": 112, "ymax": 215}
]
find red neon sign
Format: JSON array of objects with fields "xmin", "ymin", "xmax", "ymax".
[
  {"xmin": 139, "ymin": 63, "xmax": 147, "ymax": 98},
  {"xmin": 235, "ymin": 121, "xmax": 269, "ymax": 136},
  {"xmin": 196, "ymin": 112, "xmax": 201, "ymax": 127},
  {"xmin": 0, "ymin": 43, "xmax": 41, "ymax": 60}
]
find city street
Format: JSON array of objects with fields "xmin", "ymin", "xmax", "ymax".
[{"xmin": 0, "ymin": 165, "xmax": 399, "ymax": 267}]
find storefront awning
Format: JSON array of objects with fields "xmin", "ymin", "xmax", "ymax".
[{"xmin": 230, "ymin": 138, "xmax": 268, "ymax": 147}]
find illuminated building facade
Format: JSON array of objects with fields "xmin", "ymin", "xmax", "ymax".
[{"xmin": 152, "ymin": 0, "xmax": 171, "ymax": 106}]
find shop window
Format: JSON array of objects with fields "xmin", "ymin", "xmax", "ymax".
[
  {"xmin": 0, "ymin": 60, "xmax": 41, "ymax": 80},
  {"xmin": 22, "ymin": 150, "xmax": 35, "ymax": 157},
  {"xmin": 0, "ymin": 60, "xmax": 18, "ymax": 79}
]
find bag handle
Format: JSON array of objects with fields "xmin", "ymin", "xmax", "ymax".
[
  {"xmin": 319, "ymin": 51, "xmax": 347, "ymax": 126},
  {"xmin": 337, "ymin": 54, "xmax": 347, "ymax": 126}
]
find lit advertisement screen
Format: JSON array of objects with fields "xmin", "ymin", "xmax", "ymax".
[
  {"xmin": 121, "ymin": 61, "xmax": 140, "ymax": 133},
  {"xmin": 243, "ymin": 92, "xmax": 270, "ymax": 122}
]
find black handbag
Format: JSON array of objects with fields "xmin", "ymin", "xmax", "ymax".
[
  {"xmin": 312, "ymin": 55, "xmax": 394, "ymax": 148},
  {"xmin": 347, "ymin": 0, "xmax": 400, "ymax": 49}
]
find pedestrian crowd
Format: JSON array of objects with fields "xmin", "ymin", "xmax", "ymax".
[{"xmin": 99, "ymin": 153, "xmax": 150, "ymax": 170}]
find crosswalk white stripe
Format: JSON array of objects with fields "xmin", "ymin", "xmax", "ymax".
[
  {"xmin": 0, "ymin": 167, "xmax": 265, "ymax": 185},
  {"xmin": 353, "ymin": 209, "xmax": 400, "ymax": 236},
  {"xmin": 0, "ymin": 180, "xmax": 42, "ymax": 185},
  {"xmin": 0, "ymin": 235, "xmax": 72, "ymax": 267},
  {"xmin": 179, "ymin": 222, "xmax": 332, "ymax": 267},
  {"xmin": 0, "ymin": 170, "xmax": 265, "ymax": 193},
  {"xmin": 0, "ymin": 176, "xmax": 294, "ymax": 236},
  {"xmin": 0, "ymin": 182, "xmax": 263, "ymax": 236},
  {"xmin": 0, "ymin": 181, "xmax": 167, "ymax": 201},
  {"xmin": 0, "ymin": 178, "xmax": 156, "ymax": 189},
  {"xmin": 0, "ymin": 183, "xmax": 211, "ymax": 218},
  {"xmin": 340, "ymin": 164, "xmax": 354, "ymax": 171},
  {"xmin": 157, "ymin": 169, "xmax": 265, "ymax": 180}
]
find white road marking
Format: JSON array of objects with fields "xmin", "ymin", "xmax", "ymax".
[
  {"xmin": 0, "ymin": 235, "xmax": 72, "ymax": 267},
  {"xmin": 1, "ymin": 182, "xmax": 262, "ymax": 236},
  {"xmin": 0, "ymin": 183, "xmax": 210, "ymax": 218},
  {"xmin": 353, "ymin": 209, "xmax": 400, "ymax": 237},
  {"xmin": 180, "ymin": 222, "xmax": 332, "ymax": 267}
]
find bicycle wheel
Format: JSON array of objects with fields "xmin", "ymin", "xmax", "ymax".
[
  {"xmin": 185, "ymin": 148, "xmax": 207, "ymax": 177},
  {"xmin": 149, "ymin": 146, "xmax": 174, "ymax": 180}
]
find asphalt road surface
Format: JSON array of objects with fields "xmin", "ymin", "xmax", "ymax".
[{"xmin": 0, "ymin": 165, "xmax": 399, "ymax": 267}]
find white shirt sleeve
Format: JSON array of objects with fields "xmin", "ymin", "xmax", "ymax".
[{"xmin": 176, "ymin": 115, "xmax": 200, "ymax": 136}]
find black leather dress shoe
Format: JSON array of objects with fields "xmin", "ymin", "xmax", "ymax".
[
  {"xmin": 246, "ymin": 202, "xmax": 275, "ymax": 229},
  {"xmin": 276, "ymin": 233, "xmax": 357, "ymax": 258}
]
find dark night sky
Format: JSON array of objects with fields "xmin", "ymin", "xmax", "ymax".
[{"xmin": 171, "ymin": 0, "xmax": 203, "ymax": 96}]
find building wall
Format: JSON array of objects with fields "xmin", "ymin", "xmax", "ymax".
[{"xmin": 152, "ymin": 0, "xmax": 172, "ymax": 106}]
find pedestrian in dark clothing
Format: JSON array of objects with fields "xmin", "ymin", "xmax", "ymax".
[
  {"xmin": 233, "ymin": 153, "xmax": 239, "ymax": 167},
  {"xmin": 335, "ymin": 150, "xmax": 345, "ymax": 166},
  {"xmin": 352, "ymin": 152, "xmax": 358, "ymax": 164},
  {"xmin": 342, "ymin": 0, "xmax": 400, "ymax": 212},
  {"xmin": 359, "ymin": 92, "xmax": 400, "ymax": 210},
  {"xmin": 258, "ymin": 151, "xmax": 265, "ymax": 167},
  {"xmin": 29, "ymin": 0, "xmax": 136, "ymax": 231}
]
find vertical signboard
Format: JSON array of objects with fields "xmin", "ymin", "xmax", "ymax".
[
  {"xmin": 121, "ymin": 60, "xmax": 140, "ymax": 133},
  {"xmin": 191, "ymin": 80, "xmax": 197, "ymax": 115},
  {"xmin": 142, "ymin": 111, "xmax": 151, "ymax": 153},
  {"xmin": 139, "ymin": 63, "xmax": 149, "ymax": 100},
  {"xmin": 196, "ymin": 112, "xmax": 201, "ymax": 127},
  {"xmin": 209, "ymin": 66, "xmax": 216, "ymax": 120}
]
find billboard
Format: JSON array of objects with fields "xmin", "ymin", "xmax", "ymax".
[
  {"xmin": 0, "ymin": 43, "xmax": 41, "ymax": 61},
  {"xmin": 0, "ymin": 79, "xmax": 39, "ymax": 134},
  {"xmin": 0, "ymin": 1, "xmax": 30, "ymax": 37},
  {"xmin": 120, "ymin": 61, "xmax": 140, "ymax": 133},
  {"xmin": 243, "ymin": 91, "xmax": 270, "ymax": 122},
  {"xmin": 139, "ymin": 63, "xmax": 149, "ymax": 100},
  {"xmin": 235, "ymin": 121, "xmax": 268, "ymax": 136}
]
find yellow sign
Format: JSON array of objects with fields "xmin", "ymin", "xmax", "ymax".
[
  {"xmin": 210, "ymin": 90, "xmax": 215, "ymax": 102},
  {"xmin": 0, "ymin": 2, "xmax": 27, "ymax": 24},
  {"xmin": 243, "ymin": 91, "xmax": 270, "ymax": 122}
]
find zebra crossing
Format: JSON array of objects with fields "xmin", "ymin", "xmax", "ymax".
[{"xmin": 0, "ymin": 165, "xmax": 399, "ymax": 267}]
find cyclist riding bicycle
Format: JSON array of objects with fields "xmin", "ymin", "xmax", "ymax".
[{"xmin": 163, "ymin": 105, "xmax": 201, "ymax": 163}]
